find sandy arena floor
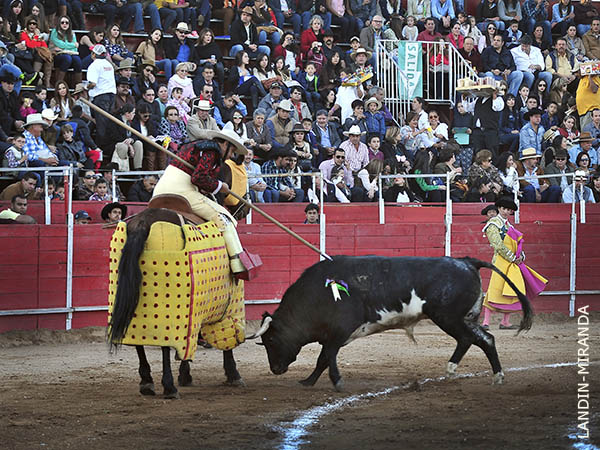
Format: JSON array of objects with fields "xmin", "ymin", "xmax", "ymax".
[{"xmin": 0, "ymin": 313, "xmax": 598, "ymax": 450}]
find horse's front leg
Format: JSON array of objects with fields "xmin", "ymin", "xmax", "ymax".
[
  {"xmin": 136, "ymin": 346, "xmax": 155, "ymax": 396},
  {"xmin": 161, "ymin": 347, "xmax": 179, "ymax": 399},
  {"xmin": 223, "ymin": 350, "xmax": 245, "ymax": 387}
]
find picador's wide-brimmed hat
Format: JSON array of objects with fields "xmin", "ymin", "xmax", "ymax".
[
  {"xmin": 495, "ymin": 197, "xmax": 518, "ymax": 211},
  {"xmin": 205, "ymin": 129, "xmax": 248, "ymax": 155}
]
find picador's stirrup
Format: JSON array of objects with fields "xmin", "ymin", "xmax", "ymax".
[{"xmin": 232, "ymin": 250, "xmax": 262, "ymax": 281}]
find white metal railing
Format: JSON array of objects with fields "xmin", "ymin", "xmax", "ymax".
[
  {"xmin": 377, "ymin": 40, "xmax": 479, "ymax": 126},
  {"xmin": 111, "ymin": 170, "xmax": 164, "ymax": 202}
]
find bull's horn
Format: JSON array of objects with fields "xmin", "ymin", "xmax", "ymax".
[{"xmin": 246, "ymin": 316, "xmax": 272, "ymax": 339}]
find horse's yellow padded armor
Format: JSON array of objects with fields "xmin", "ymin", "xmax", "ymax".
[{"xmin": 108, "ymin": 221, "xmax": 245, "ymax": 360}]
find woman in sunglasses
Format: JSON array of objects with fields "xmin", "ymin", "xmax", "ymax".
[{"xmin": 49, "ymin": 15, "xmax": 82, "ymax": 86}]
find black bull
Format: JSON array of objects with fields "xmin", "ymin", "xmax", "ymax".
[{"xmin": 249, "ymin": 255, "xmax": 533, "ymax": 390}]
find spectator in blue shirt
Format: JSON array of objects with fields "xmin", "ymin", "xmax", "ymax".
[
  {"xmin": 522, "ymin": 0, "xmax": 551, "ymax": 36},
  {"xmin": 519, "ymin": 108, "xmax": 545, "ymax": 157},
  {"xmin": 569, "ymin": 132, "xmax": 598, "ymax": 169},
  {"xmin": 431, "ymin": 0, "xmax": 455, "ymax": 32}
]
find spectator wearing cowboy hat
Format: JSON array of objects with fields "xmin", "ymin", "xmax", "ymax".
[
  {"xmin": 22, "ymin": 113, "xmax": 59, "ymax": 170},
  {"xmin": 568, "ymin": 132, "xmax": 598, "ymax": 170},
  {"xmin": 515, "ymin": 147, "xmax": 561, "ymax": 203},
  {"xmin": 0, "ymin": 72, "xmax": 24, "ymax": 134},
  {"xmin": 87, "ymin": 44, "xmax": 116, "ymax": 141},
  {"xmin": 152, "ymin": 129, "xmax": 259, "ymax": 278},
  {"xmin": 364, "ymin": 96, "xmax": 386, "ymax": 141},
  {"xmin": 101, "ymin": 202, "xmax": 128, "ymax": 223},
  {"xmin": 110, "ymin": 77, "xmax": 136, "ymax": 116},
  {"xmin": 340, "ymin": 124, "xmax": 369, "ymax": 173},
  {"xmin": 230, "ymin": 6, "xmax": 272, "ymax": 58},
  {"xmin": 163, "ymin": 23, "xmax": 195, "ymax": 80},
  {"xmin": 562, "ymin": 170, "xmax": 596, "ymax": 203},
  {"xmin": 519, "ymin": 107, "xmax": 545, "ymax": 157},
  {"xmin": 285, "ymin": 122, "xmax": 314, "ymax": 170},
  {"xmin": 266, "ymin": 99, "xmax": 297, "ymax": 152},
  {"xmin": 72, "ymin": 83, "xmax": 94, "ymax": 124},
  {"xmin": 187, "ymin": 99, "xmax": 219, "ymax": 140},
  {"xmin": 544, "ymin": 147, "xmax": 576, "ymax": 193},
  {"xmin": 349, "ymin": 47, "xmax": 376, "ymax": 86},
  {"xmin": 115, "ymin": 58, "xmax": 135, "ymax": 84}
]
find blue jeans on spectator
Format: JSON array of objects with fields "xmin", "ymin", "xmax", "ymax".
[
  {"xmin": 156, "ymin": 59, "xmax": 172, "ymax": 79},
  {"xmin": 499, "ymin": 132, "xmax": 519, "ymax": 153},
  {"xmin": 331, "ymin": 14, "xmax": 360, "ymax": 37},
  {"xmin": 97, "ymin": 2, "xmax": 143, "ymax": 33},
  {"xmin": 521, "ymin": 70, "xmax": 552, "ymax": 89},
  {"xmin": 521, "ymin": 184, "xmax": 561, "ymax": 203},
  {"xmin": 263, "ymin": 187, "xmax": 279, "ymax": 202},
  {"xmin": 258, "ymin": 30, "xmax": 281, "ymax": 46},
  {"xmin": 273, "ymin": 10, "xmax": 302, "ymax": 36},
  {"xmin": 81, "ymin": 54, "xmax": 93, "ymax": 69},
  {"xmin": 483, "ymin": 70, "xmax": 523, "ymax": 96},
  {"xmin": 527, "ymin": 18, "xmax": 551, "ymax": 37},
  {"xmin": 158, "ymin": 6, "xmax": 178, "ymax": 31},
  {"xmin": 54, "ymin": 54, "xmax": 82, "ymax": 72},
  {"xmin": 229, "ymin": 44, "xmax": 271, "ymax": 57},
  {"xmin": 577, "ymin": 24, "xmax": 591, "ymax": 36},
  {"xmin": 301, "ymin": 11, "xmax": 332, "ymax": 30},
  {"xmin": 145, "ymin": 3, "xmax": 163, "ymax": 30}
]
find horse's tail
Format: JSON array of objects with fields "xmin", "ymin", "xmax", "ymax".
[
  {"xmin": 462, "ymin": 257, "xmax": 534, "ymax": 333},
  {"xmin": 108, "ymin": 225, "xmax": 150, "ymax": 346}
]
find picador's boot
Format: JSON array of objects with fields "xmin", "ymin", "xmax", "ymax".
[{"xmin": 221, "ymin": 220, "xmax": 262, "ymax": 280}]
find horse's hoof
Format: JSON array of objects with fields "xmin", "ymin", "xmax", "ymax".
[
  {"xmin": 164, "ymin": 391, "xmax": 180, "ymax": 399},
  {"xmin": 178, "ymin": 376, "xmax": 193, "ymax": 387},
  {"xmin": 140, "ymin": 383, "xmax": 156, "ymax": 396},
  {"xmin": 492, "ymin": 371, "xmax": 505, "ymax": 385},
  {"xmin": 298, "ymin": 378, "xmax": 315, "ymax": 387},
  {"xmin": 446, "ymin": 362, "xmax": 458, "ymax": 378},
  {"xmin": 334, "ymin": 379, "xmax": 344, "ymax": 392},
  {"xmin": 224, "ymin": 378, "xmax": 246, "ymax": 387}
]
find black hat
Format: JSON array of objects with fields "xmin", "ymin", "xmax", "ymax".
[
  {"xmin": 74, "ymin": 210, "xmax": 91, "ymax": 221},
  {"xmin": 495, "ymin": 197, "xmax": 518, "ymax": 211},
  {"xmin": 524, "ymin": 108, "xmax": 543, "ymax": 121},
  {"xmin": 116, "ymin": 76, "xmax": 134, "ymax": 87},
  {"xmin": 0, "ymin": 72, "xmax": 18, "ymax": 83},
  {"xmin": 290, "ymin": 123, "xmax": 308, "ymax": 135},
  {"xmin": 272, "ymin": 149, "xmax": 297, "ymax": 159},
  {"xmin": 481, "ymin": 204, "xmax": 499, "ymax": 216},
  {"xmin": 323, "ymin": 29, "xmax": 335, "ymax": 38},
  {"xmin": 101, "ymin": 202, "xmax": 128, "ymax": 221}
]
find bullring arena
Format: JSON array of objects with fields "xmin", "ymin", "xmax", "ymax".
[{"xmin": 1, "ymin": 202, "xmax": 598, "ymax": 449}]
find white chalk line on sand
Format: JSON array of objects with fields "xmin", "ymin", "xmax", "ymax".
[{"xmin": 275, "ymin": 361, "xmax": 599, "ymax": 450}]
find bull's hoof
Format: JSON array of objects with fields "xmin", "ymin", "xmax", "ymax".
[
  {"xmin": 164, "ymin": 390, "xmax": 180, "ymax": 399},
  {"xmin": 298, "ymin": 378, "xmax": 316, "ymax": 387},
  {"xmin": 492, "ymin": 371, "xmax": 505, "ymax": 385},
  {"xmin": 178, "ymin": 374, "xmax": 193, "ymax": 387},
  {"xmin": 224, "ymin": 378, "xmax": 246, "ymax": 387},
  {"xmin": 140, "ymin": 383, "xmax": 156, "ymax": 396},
  {"xmin": 334, "ymin": 379, "xmax": 344, "ymax": 392},
  {"xmin": 446, "ymin": 362, "xmax": 458, "ymax": 378}
]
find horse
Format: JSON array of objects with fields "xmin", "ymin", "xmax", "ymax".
[{"xmin": 108, "ymin": 207, "xmax": 246, "ymax": 399}]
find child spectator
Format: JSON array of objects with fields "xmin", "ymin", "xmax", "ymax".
[
  {"xmin": 57, "ymin": 124, "xmax": 88, "ymax": 169},
  {"xmin": 20, "ymin": 92, "xmax": 36, "ymax": 119},
  {"xmin": 364, "ymin": 97, "xmax": 386, "ymax": 140},
  {"xmin": 504, "ymin": 19, "xmax": 522, "ymax": 49},
  {"xmin": 2, "ymin": 134, "xmax": 35, "ymax": 181},
  {"xmin": 297, "ymin": 62, "xmax": 321, "ymax": 112},
  {"xmin": 88, "ymin": 177, "xmax": 111, "ymax": 201},
  {"xmin": 402, "ymin": 15, "xmax": 418, "ymax": 41},
  {"xmin": 366, "ymin": 133, "xmax": 384, "ymax": 161},
  {"xmin": 166, "ymin": 86, "xmax": 191, "ymax": 123},
  {"xmin": 285, "ymin": 123, "xmax": 314, "ymax": 170},
  {"xmin": 304, "ymin": 203, "xmax": 320, "ymax": 223},
  {"xmin": 541, "ymin": 101, "xmax": 560, "ymax": 130},
  {"xmin": 32, "ymin": 86, "xmax": 48, "ymax": 113},
  {"xmin": 306, "ymin": 41, "xmax": 327, "ymax": 74}
]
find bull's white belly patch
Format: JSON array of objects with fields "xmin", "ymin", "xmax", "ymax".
[{"xmin": 345, "ymin": 289, "xmax": 426, "ymax": 344}]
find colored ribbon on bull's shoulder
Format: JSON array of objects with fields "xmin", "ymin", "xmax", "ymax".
[{"xmin": 325, "ymin": 279, "xmax": 350, "ymax": 302}]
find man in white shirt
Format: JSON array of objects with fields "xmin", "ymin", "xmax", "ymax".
[
  {"xmin": 86, "ymin": 44, "xmax": 116, "ymax": 141},
  {"xmin": 562, "ymin": 170, "xmax": 596, "ymax": 203},
  {"xmin": 510, "ymin": 35, "xmax": 552, "ymax": 90}
]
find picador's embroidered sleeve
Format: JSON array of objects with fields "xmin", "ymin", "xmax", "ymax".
[{"xmin": 485, "ymin": 223, "xmax": 516, "ymax": 262}]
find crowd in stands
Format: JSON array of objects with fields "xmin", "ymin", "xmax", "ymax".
[{"xmin": 2, "ymin": 0, "xmax": 600, "ymax": 217}]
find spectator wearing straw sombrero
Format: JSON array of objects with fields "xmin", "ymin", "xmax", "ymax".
[{"xmin": 515, "ymin": 147, "xmax": 561, "ymax": 203}]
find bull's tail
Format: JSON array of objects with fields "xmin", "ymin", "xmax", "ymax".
[
  {"xmin": 108, "ymin": 226, "xmax": 150, "ymax": 347},
  {"xmin": 462, "ymin": 257, "xmax": 534, "ymax": 333}
]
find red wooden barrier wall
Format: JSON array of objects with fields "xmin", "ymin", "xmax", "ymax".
[{"xmin": 1, "ymin": 203, "xmax": 599, "ymax": 332}]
